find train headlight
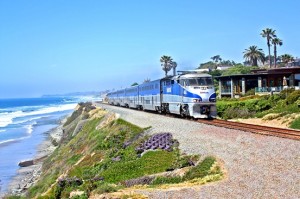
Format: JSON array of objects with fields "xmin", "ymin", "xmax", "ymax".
[{"xmin": 193, "ymin": 99, "xmax": 201, "ymax": 102}]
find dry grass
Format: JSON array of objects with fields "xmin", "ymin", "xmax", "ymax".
[{"xmin": 233, "ymin": 113, "xmax": 300, "ymax": 129}]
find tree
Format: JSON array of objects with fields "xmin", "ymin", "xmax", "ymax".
[
  {"xmin": 131, "ymin": 82, "xmax": 138, "ymax": 86},
  {"xmin": 143, "ymin": 78, "xmax": 151, "ymax": 83},
  {"xmin": 281, "ymin": 54, "xmax": 294, "ymax": 66},
  {"xmin": 243, "ymin": 46, "xmax": 265, "ymax": 66},
  {"xmin": 171, "ymin": 61, "xmax": 177, "ymax": 76},
  {"xmin": 261, "ymin": 28, "xmax": 276, "ymax": 68},
  {"xmin": 220, "ymin": 60, "xmax": 235, "ymax": 66},
  {"xmin": 271, "ymin": 37, "xmax": 283, "ymax": 68},
  {"xmin": 160, "ymin": 55, "xmax": 173, "ymax": 77},
  {"xmin": 211, "ymin": 55, "xmax": 222, "ymax": 66},
  {"xmin": 198, "ymin": 61, "xmax": 216, "ymax": 69},
  {"xmin": 222, "ymin": 64, "xmax": 259, "ymax": 76}
]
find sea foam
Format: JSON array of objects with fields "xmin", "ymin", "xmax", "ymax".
[{"xmin": 0, "ymin": 103, "xmax": 77, "ymax": 128}]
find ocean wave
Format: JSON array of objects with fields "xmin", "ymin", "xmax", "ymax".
[
  {"xmin": 0, "ymin": 103, "xmax": 77, "ymax": 128},
  {"xmin": 0, "ymin": 136, "xmax": 29, "ymax": 146},
  {"xmin": 25, "ymin": 124, "xmax": 34, "ymax": 134},
  {"xmin": 13, "ymin": 116, "xmax": 47, "ymax": 126},
  {"xmin": 0, "ymin": 105, "xmax": 46, "ymax": 113}
]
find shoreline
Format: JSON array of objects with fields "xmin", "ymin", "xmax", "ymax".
[{"xmin": 6, "ymin": 117, "xmax": 67, "ymax": 196}]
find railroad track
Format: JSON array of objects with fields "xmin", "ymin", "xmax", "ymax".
[
  {"xmin": 96, "ymin": 102, "xmax": 300, "ymax": 141},
  {"xmin": 198, "ymin": 119, "xmax": 300, "ymax": 141}
]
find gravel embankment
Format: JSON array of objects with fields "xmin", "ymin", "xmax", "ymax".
[{"xmin": 97, "ymin": 103, "xmax": 300, "ymax": 199}]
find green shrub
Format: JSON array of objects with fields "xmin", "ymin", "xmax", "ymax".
[
  {"xmin": 286, "ymin": 90, "xmax": 300, "ymax": 105},
  {"xmin": 279, "ymin": 88, "xmax": 295, "ymax": 99},
  {"xmin": 290, "ymin": 116, "xmax": 300, "ymax": 129},
  {"xmin": 222, "ymin": 107, "xmax": 254, "ymax": 119},
  {"xmin": 99, "ymin": 150, "xmax": 176, "ymax": 183},
  {"xmin": 256, "ymin": 99, "xmax": 272, "ymax": 111},
  {"xmin": 71, "ymin": 193, "xmax": 89, "ymax": 199},
  {"xmin": 216, "ymin": 101, "xmax": 233, "ymax": 117},
  {"xmin": 244, "ymin": 88, "xmax": 255, "ymax": 96},
  {"xmin": 244, "ymin": 99, "xmax": 259, "ymax": 112},
  {"xmin": 92, "ymin": 182, "xmax": 120, "ymax": 194},
  {"xmin": 239, "ymin": 95, "xmax": 260, "ymax": 101},
  {"xmin": 151, "ymin": 176, "xmax": 182, "ymax": 185},
  {"xmin": 262, "ymin": 113, "xmax": 281, "ymax": 120},
  {"xmin": 184, "ymin": 156, "xmax": 216, "ymax": 180}
]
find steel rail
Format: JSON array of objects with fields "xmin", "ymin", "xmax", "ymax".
[{"xmin": 198, "ymin": 119, "xmax": 300, "ymax": 141}]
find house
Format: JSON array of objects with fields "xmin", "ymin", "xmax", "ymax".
[
  {"xmin": 215, "ymin": 67, "xmax": 300, "ymax": 98},
  {"xmin": 287, "ymin": 58, "xmax": 300, "ymax": 67},
  {"xmin": 216, "ymin": 65, "xmax": 233, "ymax": 70}
]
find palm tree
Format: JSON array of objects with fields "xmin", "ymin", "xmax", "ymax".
[
  {"xmin": 261, "ymin": 28, "xmax": 276, "ymax": 68},
  {"xmin": 271, "ymin": 37, "xmax": 283, "ymax": 68},
  {"xmin": 243, "ymin": 46, "xmax": 265, "ymax": 66},
  {"xmin": 281, "ymin": 54, "xmax": 294, "ymax": 67},
  {"xmin": 171, "ymin": 61, "xmax": 177, "ymax": 76},
  {"xmin": 211, "ymin": 55, "xmax": 222, "ymax": 65},
  {"xmin": 144, "ymin": 78, "xmax": 151, "ymax": 83},
  {"xmin": 160, "ymin": 55, "xmax": 173, "ymax": 77}
]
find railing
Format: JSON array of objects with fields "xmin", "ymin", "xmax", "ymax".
[
  {"xmin": 255, "ymin": 87, "xmax": 283, "ymax": 93},
  {"xmin": 220, "ymin": 88, "xmax": 231, "ymax": 94}
]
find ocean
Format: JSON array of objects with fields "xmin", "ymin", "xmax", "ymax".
[{"xmin": 0, "ymin": 96, "xmax": 93, "ymax": 194}]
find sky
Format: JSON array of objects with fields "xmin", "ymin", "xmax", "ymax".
[{"xmin": 1, "ymin": 0, "xmax": 300, "ymax": 98}]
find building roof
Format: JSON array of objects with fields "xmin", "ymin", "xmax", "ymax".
[{"xmin": 215, "ymin": 67, "xmax": 300, "ymax": 80}]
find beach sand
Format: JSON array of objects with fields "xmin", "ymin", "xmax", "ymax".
[{"xmin": 6, "ymin": 118, "xmax": 66, "ymax": 196}]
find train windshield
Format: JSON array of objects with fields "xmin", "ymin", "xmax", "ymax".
[{"xmin": 186, "ymin": 77, "xmax": 213, "ymax": 86}]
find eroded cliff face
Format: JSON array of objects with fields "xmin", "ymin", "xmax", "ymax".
[
  {"xmin": 25, "ymin": 103, "xmax": 223, "ymax": 199},
  {"xmin": 61, "ymin": 102, "xmax": 101, "ymax": 143}
]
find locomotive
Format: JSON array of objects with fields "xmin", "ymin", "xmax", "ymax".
[{"xmin": 106, "ymin": 71, "xmax": 217, "ymax": 118}]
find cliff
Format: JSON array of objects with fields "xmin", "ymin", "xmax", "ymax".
[{"xmin": 20, "ymin": 102, "xmax": 223, "ymax": 199}]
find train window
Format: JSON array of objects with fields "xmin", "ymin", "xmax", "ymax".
[
  {"xmin": 171, "ymin": 80, "xmax": 174, "ymax": 84},
  {"xmin": 185, "ymin": 78, "xmax": 213, "ymax": 86},
  {"xmin": 179, "ymin": 80, "xmax": 184, "ymax": 86},
  {"xmin": 165, "ymin": 80, "xmax": 171, "ymax": 86},
  {"xmin": 197, "ymin": 77, "xmax": 213, "ymax": 85},
  {"xmin": 188, "ymin": 79, "xmax": 197, "ymax": 86}
]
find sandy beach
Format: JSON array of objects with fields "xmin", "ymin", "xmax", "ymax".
[{"xmin": 5, "ymin": 118, "xmax": 66, "ymax": 196}]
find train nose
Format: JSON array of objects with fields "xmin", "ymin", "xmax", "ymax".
[{"xmin": 209, "ymin": 93, "xmax": 217, "ymax": 102}]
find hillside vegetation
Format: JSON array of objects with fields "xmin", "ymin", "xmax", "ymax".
[
  {"xmin": 9, "ymin": 103, "xmax": 223, "ymax": 199},
  {"xmin": 217, "ymin": 89, "xmax": 300, "ymax": 129}
]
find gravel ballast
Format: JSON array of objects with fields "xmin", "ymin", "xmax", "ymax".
[{"xmin": 97, "ymin": 103, "xmax": 300, "ymax": 199}]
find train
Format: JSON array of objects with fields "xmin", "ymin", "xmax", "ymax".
[{"xmin": 106, "ymin": 71, "xmax": 217, "ymax": 118}]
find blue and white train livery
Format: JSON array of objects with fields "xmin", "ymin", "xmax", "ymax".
[{"xmin": 107, "ymin": 71, "xmax": 217, "ymax": 118}]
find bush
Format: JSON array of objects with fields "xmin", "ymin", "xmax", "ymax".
[
  {"xmin": 290, "ymin": 116, "xmax": 300, "ymax": 129},
  {"xmin": 257, "ymin": 99, "xmax": 272, "ymax": 111},
  {"xmin": 92, "ymin": 183, "xmax": 119, "ymax": 194},
  {"xmin": 279, "ymin": 88, "xmax": 295, "ymax": 99},
  {"xmin": 184, "ymin": 156, "xmax": 216, "ymax": 180},
  {"xmin": 151, "ymin": 176, "xmax": 182, "ymax": 185},
  {"xmin": 244, "ymin": 88, "xmax": 255, "ymax": 96},
  {"xmin": 222, "ymin": 107, "xmax": 254, "ymax": 119},
  {"xmin": 262, "ymin": 113, "xmax": 281, "ymax": 120},
  {"xmin": 71, "ymin": 193, "xmax": 89, "ymax": 199},
  {"xmin": 239, "ymin": 95, "xmax": 260, "ymax": 101},
  {"xmin": 286, "ymin": 90, "xmax": 300, "ymax": 105},
  {"xmin": 216, "ymin": 101, "xmax": 233, "ymax": 117},
  {"xmin": 244, "ymin": 99, "xmax": 259, "ymax": 112}
]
